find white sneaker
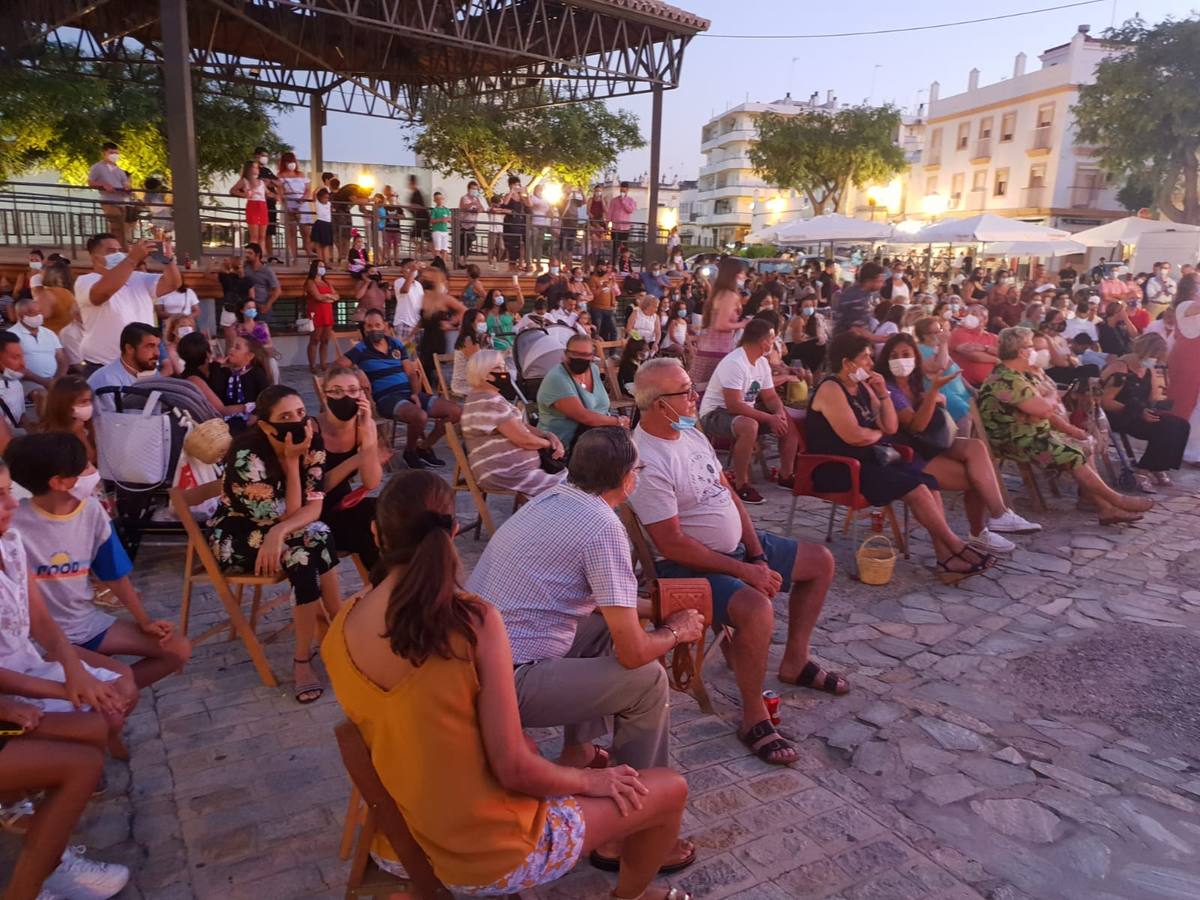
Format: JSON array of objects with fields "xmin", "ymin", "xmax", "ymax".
[
  {"xmin": 41, "ymin": 846, "xmax": 130, "ymax": 900},
  {"xmin": 987, "ymin": 509, "xmax": 1042, "ymax": 534},
  {"xmin": 971, "ymin": 528, "xmax": 1016, "ymax": 553}
]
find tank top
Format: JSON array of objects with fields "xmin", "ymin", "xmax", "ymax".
[
  {"xmin": 247, "ymin": 179, "xmax": 266, "ymax": 202},
  {"xmin": 322, "ymin": 597, "xmax": 547, "ymax": 885},
  {"xmin": 315, "ymin": 200, "xmax": 332, "ymax": 222},
  {"xmin": 806, "ymin": 376, "xmax": 880, "ymax": 464}
]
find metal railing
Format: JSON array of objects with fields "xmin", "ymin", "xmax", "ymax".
[
  {"xmin": 1023, "ymin": 185, "xmax": 1048, "ymax": 208},
  {"xmin": 1029, "ymin": 126, "xmax": 1053, "ymax": 153},
  {"xmin": 971, "ymin": 137, "xmax": 993, "ymax": 160},
  {"xmin": 1069, "ymin": 185, "xmax": 1103, "ymax": 209}
]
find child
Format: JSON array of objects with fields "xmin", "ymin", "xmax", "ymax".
[
  {"xmin": 429, "ymin": 191, "xmax": 452, "ymax": 262},
  {"xmin": 310, "ymin": 187, "xmax": 334, "ymax": 264},
  {"xmin": 6, "ymin": 433, "xmax": 190, "ymax": 690}
]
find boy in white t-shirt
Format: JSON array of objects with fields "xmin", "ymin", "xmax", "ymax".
[
  {"xmin": 696, "ymin": 319, "xmax": 803, "ymax": 504},
  {"xmin": 6, "ymin": 433, "xmax": 190, "ymax": 690}
]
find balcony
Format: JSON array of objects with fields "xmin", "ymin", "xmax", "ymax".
[
  {"xmin": 700, "ymin": 128, "xmax": 758, "ymax": 153},
  {"xmin": 1023, "ymin": 185, "xmax": 1048, "ymax": 208},
  {"xmin": 1027, "ymin": 126, "xmax": 1053, "ymax": 157},
  {"xmin": 924, "ymin": 151, "xmax": 942, "ymax": 170},
  {"xmin": 1069, "ymin": 185, "xmax": 1104, "ymax": 209},
  {"xmin": 967, "ymin": 187, "xmax": 986, "ymax": 210},
  {"xmin": 948, "ymin": 192, "xmax": 963, "ymax": 210},
  {"xmin": 699, "ymin": 155, "xmax": 756, "ymax": 177},
  {"xmin": 698, "ymin": 211, "xmax": 754, "ymax": 227},
  {"xmin": 970, "ymin": 138, "xmax": 992, "ymax": 164}
]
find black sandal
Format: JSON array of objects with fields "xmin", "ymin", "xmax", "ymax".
[
  {"xmin": 293, "ymin": 657, "xmax": 324, "ymax": 704},
  {"xmin": 936, "ymin": 546, "xmax": 996, "ymax": 584},
  {"xmin": 781, "ymin": 660, "xmax": 849, "ymax": 696},
  {"xmin": 591, "ymin": 838, "xmax": 697, "ymax": 874},
  {"xmin": 738, "ymin": 719, "xmax": 797, "ymax": 766}
]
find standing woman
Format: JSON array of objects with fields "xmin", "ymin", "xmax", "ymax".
[
  {"xmin": 1167, "ymin": 275, "xmax": 1200, "ymax": 466},
  {"xmin": 230, "ymin": 160, "xmax": 274, "ymax": 250},
  {"xmin": 278, "ymin": 151, "xmax": 311, "ymax": 260},
  {"xmin": 494, "ymin": 176, "xmax": 530, "ymax": 273},
  {"xmin": 689, "ymin": 257, "xmax": 750, "ymax": 384},
  {"xmin": 786, "ymin": 295, "xmax": 829, "ymax": 372},
  {"xmin": 314, "ymin": 367, "xmax": 386, "ymax": 572},
  {"xmin": 417, "ymin": 269, "xmax": 467, "ymax": 378},
  {"xmin": 209, "ymin": 385, "xmax": 340, "ymax": 703},
  {"xmin": 304, "ymin": 259, "xmax": 339, "ymax": 373}
]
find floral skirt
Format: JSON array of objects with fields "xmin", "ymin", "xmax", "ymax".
[{"xmin": 209, "ymin": 517, "xmax": 337, "ymax": 605}]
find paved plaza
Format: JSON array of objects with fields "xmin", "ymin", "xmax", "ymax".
[{"xmin": 6, "ymin": 371, "xmax": 1200, "ymax": 900}]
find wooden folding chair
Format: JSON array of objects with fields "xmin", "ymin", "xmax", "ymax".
[
  {"xmin": 432, "ymin": 352, "xmax": 455, "ymax": 399},
  {"xmin": 966, "ymin": 401, "xmax": 1033, "ymax": 510},
  {"xmin": 334, "ymin": 330, "xmax": 360, "ymax": 359},
  {"xmin": 594, "ymin": 338, "xmax": 625, "ymax": 360},
  {"xmin": 600, "ymin": 355, "xmax": 637, "ymax": 415},
  {"xmin": 618, "ymin": 505, "xmax": 730, "ymax": 715},
  {"xmin": 312, "ymin": 374, "xmax": 327, "ymax": 414},
  {"xmin": 443, "ymin": 422, "xmax": 524, "ymax": 539},
  {"xmin": 169, "ymin": 483, "xmax": 290, "ymax": 688}
]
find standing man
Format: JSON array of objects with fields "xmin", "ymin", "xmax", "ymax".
[
  {"xmin": 392, "ymin": 259, "xmax": 424, "ymax": 342},
  {"xmin": 253, "ymin": 147, "xmax": 280, "ymax": 260},
  {"xmin": 1144, "ymin": 261, "xmax": 1177, "ymax": 320},
  {"xmin": 429, "ymin": 192, "xmax": 452, "ymax": 264},
  {"xmin": 528, "ymin": 184, "xmax": 553, "ymax": 268},
  {"xmin": 243, "ymin": 243, "xmax": 281, "ymax": 316},
  {"xmin": 588, "ymin": 258, "xmax": 620, "ymax": 342},
  {"xmin": 607, "ymin": 182, "xmax": 637, "ymax": 257},
  {"xmin": 87, "ymin": 142, "xmax": 134, "ymax": 247},
  {"xmin": 832, "ymin": 261, "xmax": 885, "ymax": 337},
  {"xmin": 560, "ymin": 184, "xmax": 586, "ymax": 260},
  {"xmin": 75, "ymin": 235, "xmax": 180, "ymax": 370},
  {"xmin": 457, "ymin": 181, "xmax": 486, "ymax": 262},
  {"xmin": 587, "ymin": 185, "xmax": 608, "ymax": 258},
  {"xmin": 407, "ymin": 174, "xmax": 429, "ymax": 256},
  {"xmin": 816, "ymin": 259, "xmax": 838, "ymax": 308}
]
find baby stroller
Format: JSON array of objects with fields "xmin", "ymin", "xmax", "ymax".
[
  {"xmin": 93, "ymin": 378, "xmax": 222, "ymax": 559},
  {"xmin": 512, "ymin": 325, "xmax": 568, "ymax": 401}
]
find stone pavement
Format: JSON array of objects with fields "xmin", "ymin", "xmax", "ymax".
[{"xmin": 5, "ymin": 374, "xmax": 1200, "ymax": 899}]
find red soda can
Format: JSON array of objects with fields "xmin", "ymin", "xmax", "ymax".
[{"xmin": 762, "ymin": 690, "xmax": 781, "ymax": 726}]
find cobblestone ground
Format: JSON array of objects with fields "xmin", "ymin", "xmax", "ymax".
[{"xmin": 5, "ymin": 370, "xmax": 1200, "ymax": 899}]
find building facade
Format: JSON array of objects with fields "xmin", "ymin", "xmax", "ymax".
[{"xmin": 905, "ymin": 25, "xmax": 1125, "ymax": 231}]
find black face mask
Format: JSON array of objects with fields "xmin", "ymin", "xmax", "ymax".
[
  {"xmin": 326, "ymin": 395, "xmax": 359, "ymax": 422},
  {"xmin": 566, "ymin": 357, "xmax": 591, "ymax": 375},
  {"xmin": 269, "ymin": 419, "xmax": 307, "ymax": 444},
  {"xmin": 365, "ymin": 330, "xmax": 387, "ymax": 345},
  {"xmin": 487, "ymin": 371, "xmax": 518, "ymax": 402}
]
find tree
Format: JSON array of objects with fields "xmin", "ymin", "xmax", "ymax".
[
  {"xmin": 1116, "ymin": 177, "xmax": 1155, "ymax": 213},
  {"xmin": 412, "ymin": 100, "xmax": 644, "ymax": 195},
  {"xmin": 0, "ymin": 48, "xmax": 289, "ymax": 189},
  {"xmin": 749, "ymin": 105, "xmax": 908, "ymax": 216},
  {"xmin": 1074, "ymin": 16, "xmax": 1200, "ymax": 224}
]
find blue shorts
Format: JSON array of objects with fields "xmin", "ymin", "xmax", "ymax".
[
  {"xmin": 383, "ymin": 393, "xmax": 435, "ymax": 417},
  {"xmin": 655, "ymin": 531, "xmax": 797, "ymax": 628},
  {"xmin": 76, "ymin": 626, "xmax": 111, "ymax": 653}
]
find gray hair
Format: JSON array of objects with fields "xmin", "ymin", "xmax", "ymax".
[
  {"xmin": 632, "ymin": 357, "xmax": 684, "ymax": 410},
  {"xmin": 1131, "ymin": 331, "xmax": 1167, "ymax": 360},
  {"xmin": 14, "ymin": 296, "xmax": 36, "ymax": 312},
  {"xmin": 466, "ymin": 348, "xmax": 506, "ymax": 390},
  {"xmin": 996, "ymin": 326, "xmax": 1032, "ymax": 361},
  {"xmin": 567, "ymin": 426, "xmax": 637, "ymax": 495}
]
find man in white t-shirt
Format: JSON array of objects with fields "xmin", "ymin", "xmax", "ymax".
[
  {"xmin": 628, "ymin": 357, "xmax": 843, "ymax": 765},
  {"xmin": 75, "ymin": 234, "xmax": 180, "ymax": 368},
  {"xmin": 391, "ymin": 258, "xmax": 424, "ymax": 342},
  {"xmin": 11, "ymin": 296, "xmax": 66, "ymax": 389},
  {"xmin": 697, "ymin": 318, "xmax": 802, "ymax": 504}
]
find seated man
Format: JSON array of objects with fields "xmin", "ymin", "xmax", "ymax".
[
  {"xmin": 338, "ymin": 308, "xmax": 460, "ymax": 470},
  {"xmin": 6, "ymin": 433, "xmax": 191, "ymax": 689},
  {"xmin": 696, "ymin": 318, "xmax": 802, "ymax": 505},
  {"xmin": 629, "ymin": 357, "xmax": 843, "ymax": 767},
  {"xmin": 465, "ymin": 426, "xmax": 702, "ymax": 872},
  {"xmin": 87, "ymin": 321, "xmax": 161, "ymax": 412},
  {"xmin": 0, "ymin": 332, "xmax": 29, "ymax": 453},
  {"xmin": 948, "ymin": 304, "xmax": 1000, "ymax": 387}
]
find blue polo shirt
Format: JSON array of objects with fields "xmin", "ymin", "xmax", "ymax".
[{"xmin": 346, "ymin": 338, "xmax": 412, "ymax": 411}]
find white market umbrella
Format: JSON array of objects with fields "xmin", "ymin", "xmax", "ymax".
[
  {"xmin": 1069, "ymin": 216, "xmax": 1200, "ymax": 248},
  {"xmin": 773, "ymin": 213, "xmax": 894, "ymax": 244},
  {"xmin": 905, "ymin": 213, "xmax": 1071, "ymax": 244},
  {"xmin": 985, "ymin": 239, "xmax": 1086, "ymax": 257},
  {"xmin": 744, "ymin": 224, "xmax": 786, "ymax": 244}
]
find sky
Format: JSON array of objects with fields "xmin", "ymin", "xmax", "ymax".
[{"xmin": 274, "ymin": 0, "xmax": 1192, "ymax": 182}]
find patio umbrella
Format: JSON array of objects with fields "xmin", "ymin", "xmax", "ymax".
[
  {"xmin": 905, "ymin": 213, "xmax": 1071, "ymax": 244},
  {"xmin": 773, "ymin": 213, "xmax": 894, "ymax": 243},
  {"xmin": 744, "ymin": 224, "xmax": 786, "ymax": 244},
  {"xmin": 1069, "ymin": 216, "xmax": 1200, "ymax": 248},
  {"xmin": 985, "ymin": 239, "xmax": 1086, "ymax": 257}
]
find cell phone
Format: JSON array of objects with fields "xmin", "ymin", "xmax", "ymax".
[{"xmin": 0, "ymin": 721, "xmax": 27, "ymax": 736}]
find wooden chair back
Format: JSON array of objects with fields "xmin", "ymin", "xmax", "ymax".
[
  {"xmin": 967, "ymin": 399, "xmax": 1014, "ymax": 508},
  {"xmin": 432, "ymin": 352, "xmax": 455, "ymax": 399}
]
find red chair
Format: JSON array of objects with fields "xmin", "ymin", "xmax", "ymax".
[{"xmin": 785, "ymin": 418, "xmax": 911, "ymax": 569}]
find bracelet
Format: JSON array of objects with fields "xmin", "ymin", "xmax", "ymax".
[
  {"xmin": 745, "ymin": 552, "xmax": 768, "ymax": 564},
  {"xmin": 665, "ymin": 625, "xmax": 680, "ymax": 648}
]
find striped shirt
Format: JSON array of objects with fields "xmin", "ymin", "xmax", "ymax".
[
  {"xmin": 460, "ymin": 392, "xmax": 565, "ymax": 498},
  {"xmin": 465, "ymin": 483, "xmax": 638, "ymax": 663}
]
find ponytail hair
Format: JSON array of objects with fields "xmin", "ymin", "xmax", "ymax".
[{"xmin": 373, "ymin": 471, "xmax": 484, "ymax": 665}]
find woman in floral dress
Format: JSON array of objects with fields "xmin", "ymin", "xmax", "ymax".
[{"xmin": 209, "ymin": 384, "xmax": 340, "ymax": 703}]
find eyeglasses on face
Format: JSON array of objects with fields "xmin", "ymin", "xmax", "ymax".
[
  {"xmin": 657, "ymin": 386, "xmax": 697, "ymax": 400},
  {"xmin": 324, "ymin": 387, "xmax": 362, "ymax": 399}
]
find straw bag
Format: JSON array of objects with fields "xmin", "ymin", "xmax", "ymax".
[
  {"xmin": 182, "ymin": 418, "xmax": 232, "ymax": 465},
  {"xmin": 855, "ymin": 534, "xmax": 896, "ymax": 585}
]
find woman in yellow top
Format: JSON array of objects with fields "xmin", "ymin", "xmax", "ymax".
[{"xmin": 323, "ymin": 470, "xmax": 692, "ymax": 899}]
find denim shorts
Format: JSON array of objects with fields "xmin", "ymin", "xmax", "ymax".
[
  {"xmin": 75, "ymin": 625, "xmax": 111, "ymax": 653},
  {"xmin": 655, "ymin": 530, "xmax": 797, "ymax": 627}
]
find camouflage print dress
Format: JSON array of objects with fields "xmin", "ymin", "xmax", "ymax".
[{"xmin": 977, "ymin": 365, "xmax": 1086, "ymax": 471}]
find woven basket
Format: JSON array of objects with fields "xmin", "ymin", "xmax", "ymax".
[
  {"xmin": 855, "ymin": 534, "xmax": 896, "ymax": 586},
  {"xmin": 183, "ymin": 418, "xmax": 232, "ymax": 465}
]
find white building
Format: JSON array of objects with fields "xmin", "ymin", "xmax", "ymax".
[{"xmin": 906, "ymin": 25, "xmax": 1126, "ymax": 230}]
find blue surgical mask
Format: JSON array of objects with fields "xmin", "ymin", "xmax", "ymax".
[
  {"xmin": 662, "ymin": 400, "xmax": 696, "ymax": 432},
  {"xmin": 244, "ymin": 308, "xmax": 258, "ymax": 319},
  {"xmin": 676, "ymin": 309, "xmax": 688, "ymax": 318},
  {"xmin": 105, "ymin": 251, "xmax": 128, "ymax": 269},
  {"xmin": 801, "ymin": 307, "xmax": 815, "ymax": 317}
]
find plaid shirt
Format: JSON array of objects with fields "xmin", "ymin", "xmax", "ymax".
[{"xmin": 465, "ymin": 483, "xmax": 638, "ymax": 664}]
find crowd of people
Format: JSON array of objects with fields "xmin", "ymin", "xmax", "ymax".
[{"xmin": 4, "ymin": 147, "xmax": 1200, "ymax": 897}]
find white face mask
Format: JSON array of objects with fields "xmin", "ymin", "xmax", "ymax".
[
  {"xmin": 286, "ymin": 162, "xmax": 298, "ymax": 171},
  {"xmin": 104, "ymin": 251, "xmax": 128, "ymax": 269},
  {"xmin": 963, "ymin": 314, "xmax": 981, "ymax": 330},
  {"xmin": 105, "ymin": 153, "xmax": 119, "ymax": 164},
  {"xmin": 889, "ymin": 357, "xmax": 916, "ymax": 377},
  {"xmin": 317, "ymin": 266, "xmax": 326, "ymax": 277},
  {"xmin": 257, "ymin": 155, "xmax": 268, "ymax": 165},
  {"xmin": 73, "ymin": 403, "xmax": 94, "ymax": 422},
  {"xmin": 1142, "ymin": 357, "xmax": 1158, "ymax": 369},
  {"xmin": 1026, "ymin": 348, "xmax": 1040, "ymax": 366},
  {"xmin": 136, "ymin": 366, "xmax": 157, "ymax": 379},
  {"xmin": 495, "ymin": 295, "xmax": 505, "ymax": 306},
  {"xmin": 549, "ymin": 267, "xmax": 560, "ymax": 275},
  {"xmin": 849, "ymin": 365, "xmax": 872, "ymax": 383},
  {"xmin": 2, "ymin": 368, "xmax": 21, "ymax": 381},
  {"xmin": 474, "ymin": 320, "xmax": 488, "ymax": 335},
  {"xmin": 28, "ymin": 261, "xmax": 42, "ymax": 271},
  {"xmin": 68, "ymin": 470, "xmax": 102, "ymax": 502},
  {"xmin": 20, "ymin": 315, "xmax": 43, "ymax": 329},
  {"xmin": 1032, "ymin": 349, "xmax": 1051, "ymax": 368},
  {"xmin": 177, "ymin": 326, "xmax": 194, "ymax": 338}
]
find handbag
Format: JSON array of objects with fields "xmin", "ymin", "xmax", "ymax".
[
  {"xmin": 871, "ymin": 444, "xmax": 902, "ymax": 467},
  {"xmin": 294, "ymin": 317, "xmax": 315, "ymax": 334},
  {"xmin": 653, "ymin": 578, "xmax": 713, "ymax": 693},
  {"xmin": 95, "ymin": 390, "xmax": 173, "ymax": 487},
  {"xmin": 907, "ymin": 406, "xmax": 956, "ymax": 460},
  {"xmin": 538, "ymin": 446, "xmax": 567, "ymax": 474}
]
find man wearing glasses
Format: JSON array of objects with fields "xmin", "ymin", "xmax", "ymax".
[{"xmin": 627, "ymin": 358, "xmax": 845, "ymax": 767}]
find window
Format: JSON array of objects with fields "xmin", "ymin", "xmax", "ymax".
[
  {"xmin": 926, "ymin": 175, "xmax": 939, "ymax": 196},
  {"xmin": 994, "ymin": 168, "xmax": 1009, "ymax": 197},
  {"xmin": 1000, "ymin": 111, "xmax": 1017, "ymax": 142},
  {"xmin": 972, "ymin": 169, "xmax": 987, "ymax": 191},
  {"xmin": 956, "ymin": 122, "xmax": 970, "ymax": 150},
  {"xmin": 1028, "ymin": 163, "xmax": 1047, "ymax": 187},
  {"xmin": 1036, "ymin": 103, "xmax": 1055, "ymax": 128},
  {"xmin": 714, "ymin": 199, "xmax": 732, "ymax": 215},
  {"xmin": 979, "ymin": 116, "xmax": 993, "ymax": 139},
  {"xmin": 927, "ymin": 127, "xmax": 943, "ymax": 162},
  {"xmin": 951, "ymin": 173, "xmax": 964, "ymax": 199}
]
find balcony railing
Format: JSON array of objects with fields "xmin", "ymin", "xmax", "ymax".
[
  {"xmin": 971, "ymin": 138, "xmax": 992, "ymax": 161},
  {"xmin": 1023, "ymin": 185, "xmax": 1048, "ymax": 208},
  {"xmin": 924, "ymin": 151, "xmax": 942, "ymax": 168},
  {"xmin": 1028, "ymin": 126, "xmax": 1053, "ymax": 154},
  {"xmin": 1069, "ymin": 185, "xmax": 1103, "ymax": 208},
  {"xmin": 967, "ymin": 187, "xmax": 986, "ymax": 210}
]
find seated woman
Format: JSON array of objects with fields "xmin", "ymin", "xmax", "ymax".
[
  {"xmin": 807, "ymin": 332, "xmax": 997, "ymax": 583},
  {"xmin": 313, "ymin": 367, "xmax": 386, "ymax": 571},
  {"xmin": 484, "ymin": 289, "xmax": 517, "ymax": 352},
  {"xmin": 878, "ymin": 334, "xmax": 1041, "ymax": 553},
  {"xmin": 452, "ymin": 309, "xmax": 492, "ymax": 399},
  {"xmin": 209, "ymin": 385, "xmax": 341, "ymax": 703},
  {"xmin": 1100, "ymin": 332, "xmax": 1189, "ymax": 487},
  {"xmin": 176, "ymin": 332, "xmax": 256, "ymax": 425},
  {"xmin": 234, "ymin": 297, "xmax": 280, "ymax": 384},
  {"xmin": 912, "ymin": 316, "xmax": 973, "ymax": 427},
  {"xmin": 627, "ymin": 292, "xmax": 661, "ymax": 348},
  {"xmin": 1037, "ymin": 309, "xmax": 1099, "ymax": 385},
  {"xmin": 616, "ymin": 337, "xmax": 649, "ymax": 396},
  {"xmin": 978, "ymin": 327, "xmax": 1154, "ymax": 525},
  {"xmin": 537, "ymin": 334, "xmax": 627, "ymax": 452},
  {"xmin": 461, "ymin": 350, "xmax": 566, "ymax": 497},
  {"xmin": 1097, "ymin": 300, "xmax": 1134, "ymax": 356},
  {"xmin": 322, "ymin": 470, "xmax": 691, "ymax": 900},
  {"xmin": 161, "ymin": 313, "xmax": 197, "ymax": 377},
  {"xmin": 785, "ymin": 295, "xmax": 828, "ymax": 372},
  {"xmin": 39, "ymin": 375, "xmax": 98, "ymax": 466}
]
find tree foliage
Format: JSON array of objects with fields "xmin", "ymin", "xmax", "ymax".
[
  {"xmin": 1116, "ymin": 177, "xmax": 1155, "ymax": 213},
  {"xmin": 0, "ymin": 48, "xmax": 289, "ymax": 189},
  {"xmin": 412, "ymin": 100, "xmax": 644, "ymax": 195},
  {"xmin": 1074, "ymin": 16, "xmax": 1200, "ymax": 224},
  {"xmin": 749, "ymin": 105, "xmax": 908, "ymax": 216}
]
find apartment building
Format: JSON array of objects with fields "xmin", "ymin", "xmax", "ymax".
[{"xmin": 907, "ymin": 25, "xmax": 1125, "ymax": 230}]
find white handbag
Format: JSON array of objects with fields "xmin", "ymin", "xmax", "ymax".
[
  {"xmin": 96, "ymin": 391, "xmax": 173, "ymax": 488},
  {"xmin": 295, "ymin": 316, "xmax": 315, "ymax": 334}
]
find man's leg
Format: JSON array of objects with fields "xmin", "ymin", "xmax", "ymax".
[
  {"xmin": 92, "ymin": 618, "xmax": 192, "ymax": 690},
  {"xmin": 423, "ymin": 397, "xmax": 460, "ymax": 449},
  {"xmin": 779, "ymin": 407, "xmax": 804, "ymax": 480},
  {"xmin": 731, "ymin": 415, "xmax": 758, "ymax": 488},
  {"xmin": 775, "ymin": 538, "xmax": 841, "ymax": 690},
  {"xmin": 390, "ymin": 400, "xmax": 428, "ymax": 453}
]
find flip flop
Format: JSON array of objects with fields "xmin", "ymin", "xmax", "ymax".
[{"xmin": 591, "ymin": 838, "xmax": 697, "ymax": 874}]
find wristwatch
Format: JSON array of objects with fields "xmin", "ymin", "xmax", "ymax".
[{"xmin": 745, "ymin": 552, "xmax": 768, "ymax": 564}]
